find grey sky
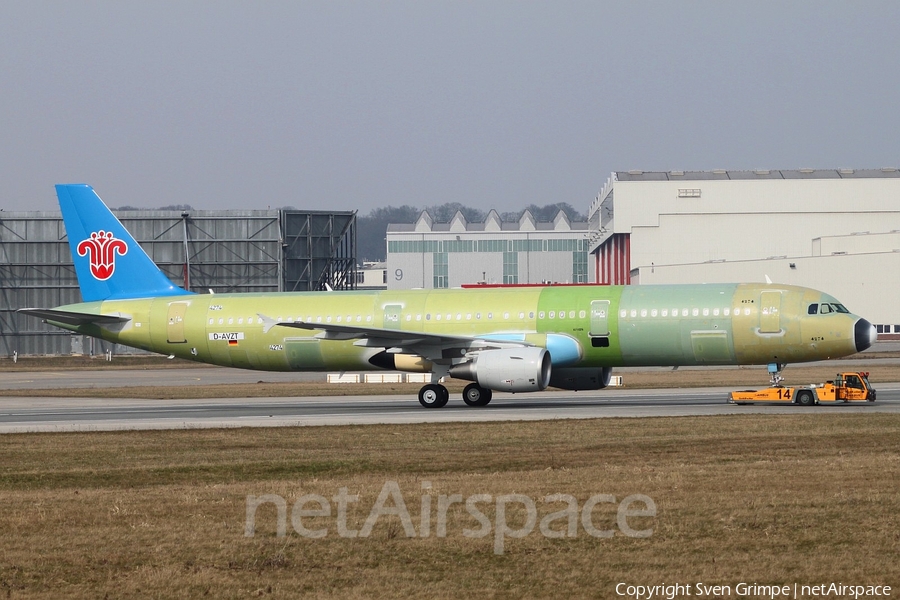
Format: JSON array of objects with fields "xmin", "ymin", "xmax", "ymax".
[{"xmin": 2, "ymin": 2, "xmax": 898, "ymax": 213}]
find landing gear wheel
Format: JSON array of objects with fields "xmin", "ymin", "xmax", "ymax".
[
  {"xmin": 796, "ymin": 390, "xmax": 815, "ymax": 406},
  {"xmin": 462, "ymin": 383, "xmax": 493, "ymax": 407},
  {"xmin": 419, "ymin": 384, "xmax": 449, "ymax": 408}
]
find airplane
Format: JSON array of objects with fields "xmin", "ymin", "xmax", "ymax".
[{"xmin": 19, "ymin": 184, "xmax": 877, "ymax": 408}]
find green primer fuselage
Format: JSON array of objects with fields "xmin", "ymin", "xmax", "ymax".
[{"xmin": 53, "ymin": 283, "xmax": 861, "ymax": 372}]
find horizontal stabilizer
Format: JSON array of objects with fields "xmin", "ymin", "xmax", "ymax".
[{"xmin": 18, "ymin": 308, "xmax": 131, "ymax": 327}]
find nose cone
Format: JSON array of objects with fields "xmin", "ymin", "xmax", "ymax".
[{"xmin": 854, "ymin": 318, "xmax": 877, "ymax": 353}]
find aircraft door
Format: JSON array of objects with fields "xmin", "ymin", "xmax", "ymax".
[
  {"xmin": 759, "ymin": 291, "xmax": 782, "ymax": 334},
  {"xmin": 590, "ymin": 300, "xmax": 610, "ymax": 336},
  {"xmin": 383, "ymin": 304, "xmax": 403, "ymax": 329},
  {"xmin": 167, "ymin": 301, "xmax": 189, "ymax": 343}
]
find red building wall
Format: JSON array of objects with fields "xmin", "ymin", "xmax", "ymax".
[{"xmin": 594, "ymin": 233, "xmax": 631, "ymax": 285}]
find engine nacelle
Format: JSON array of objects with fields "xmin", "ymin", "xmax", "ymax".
[
  {"xmin": 449, "ymin": 347, "xmax": 551, "ymax": 392},
  {"xmin": 549, "ymin": 366, "xmax": 613, "ymax": 391}
]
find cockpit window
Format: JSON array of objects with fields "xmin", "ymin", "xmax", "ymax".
[{"xmin": 814, "ymin": 303, "xmax": 850, "ymax": 315}]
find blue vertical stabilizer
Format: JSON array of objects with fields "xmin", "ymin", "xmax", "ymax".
[{"xmin": 56, "ymin": 184, "xmax": 193, "ymax": 302}]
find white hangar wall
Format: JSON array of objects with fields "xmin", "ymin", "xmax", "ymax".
[
  {"xmin": 629, "ymin": 212, "xmax": 900, "ymax": 268},
  {"xmin": 612, "ymin": 177, "xmax": 899, "ymax": 226}
]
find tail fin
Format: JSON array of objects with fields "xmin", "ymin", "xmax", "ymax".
[{"xmin": 56, "ymin": 184, "xmax": 192, "ymax": 302}]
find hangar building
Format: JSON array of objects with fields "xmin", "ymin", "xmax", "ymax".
[
  {"xmin": 588, "ymin": 169, "xmax": 900, "ymax": 337},
  {"xmin": 386, "ymin": 209, "xmax": 590, "ymax": 289}
]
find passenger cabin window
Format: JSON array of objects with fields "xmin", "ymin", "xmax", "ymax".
[{"xmin": 808, "ymin": 304, "xmax": 818, "ymax": 315}]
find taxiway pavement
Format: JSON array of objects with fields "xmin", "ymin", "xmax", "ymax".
[{"xmin": 1, "ymin": 383, "xmax": 898, "ymax": 433}]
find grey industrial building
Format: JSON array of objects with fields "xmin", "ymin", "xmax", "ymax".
[
  {"xmin": 1, "ymin": 209, "xmax": 356, "ymax": 356},
  {"xmin": 386, "ymin": 209, "xmax": 590, "ymax": 289}
]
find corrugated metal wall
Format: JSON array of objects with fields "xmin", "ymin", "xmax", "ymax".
[
  {"xmin": 0, "ymin": 213, "xmax": 80, "ymax": 356},
  {"xmin": 117, "ymin": 210, "xmax": 283, "ymax": 294},
  {"xmin": 282, "ymin": 211, "xmax": 357, "ymax": 291},
  {"xmin": 1, "ymin": 208, "xmax": 356, "ymax": 356}
]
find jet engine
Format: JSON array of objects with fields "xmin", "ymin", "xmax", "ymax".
[
  {"xmin": 449, "ymin": 347, "xmax": 551, "ymax": 392},
  {"xmin": 549, "ymin": 366, "xmax": 613, "ymax": 391}
]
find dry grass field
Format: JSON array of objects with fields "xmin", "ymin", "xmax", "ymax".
[{"xmin": 2, "ymin": 414, "xmax": 899, "ymax": 599}]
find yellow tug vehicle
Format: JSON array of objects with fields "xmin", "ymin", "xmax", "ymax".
[{"xmin": 729, "ymin": 372, "xmax": 876, "ymax": 406}]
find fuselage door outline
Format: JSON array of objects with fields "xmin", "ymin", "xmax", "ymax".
[
  {"xmin": 166, "ymin": 301, "xmax": 189, "ymax": 343},
  {"xmin": 589, "ymin": 300, "xmax": 610, "ymax": 337},
  {"xmin": 382, "ymin": 304, "xmax": 403, "ymax": 330}
]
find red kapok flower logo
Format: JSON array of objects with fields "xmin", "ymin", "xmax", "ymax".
[{"xmin": 77, "ymin": 230, "xmax": 128, "ymax": 281}]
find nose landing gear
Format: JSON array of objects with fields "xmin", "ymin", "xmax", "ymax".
[{"xmin": 767, "ymin": 362, "xmax": 786, "ymax": 387}]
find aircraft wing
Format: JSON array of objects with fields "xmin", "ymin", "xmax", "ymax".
[
  {"xmin": 259, "ymin": 314, "xmax": 530, "ymax": 360},
  {"xmin": 18, "ymin": 308, "xmax": 131, "ymax": 327}
]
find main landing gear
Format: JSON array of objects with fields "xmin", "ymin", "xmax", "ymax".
[
  {"xmin": 418, "ymin": 384, "xmax": 449, "ymax": 408},
  {"xmin": 417, "ymin": 383, "xmax": 493, "ymax": 408},
  {"xmin": 462, "ymin": 383, "xmax": 492, "ymax": 407}
]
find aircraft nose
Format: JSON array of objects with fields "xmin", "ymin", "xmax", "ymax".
[{"xmin": 854, "ymin": 318, "xmax": 877, "ymax": 353}]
